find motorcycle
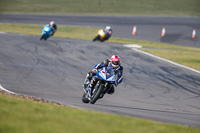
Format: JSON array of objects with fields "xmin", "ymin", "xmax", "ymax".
[
  {"xmin": 93, "ymin": 29, "xmax": 111, "ymax": 42},
  {"xmin": 82, "ymin": 66, "xmax": 116, "ymax": 104},
  {"xmin": 40, "ymin": 25, "xmax": 52, "ymax": 40}
]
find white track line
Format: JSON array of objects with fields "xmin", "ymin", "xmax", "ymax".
[
  {"xmin": 0, "ymin": 31, "xmax": 6, "ymax": 34},
  {"xmin": 123, "ymin": 44, "xmax": 200, "ymax": 74},
  {"xmin": 0, "ymin": 84, "xmax": 17, "ymax": 94}
]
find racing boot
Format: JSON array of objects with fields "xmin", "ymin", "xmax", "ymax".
[
  {"xmin": 107, "ymin": 85, "xmax": 115, "ymax": 95},
  {"xmin": 99, "ymin": 89, "xmax": 107, "ymax": 99},
  {"xmin": 82, "ymin": 72, "xmax": 93, "ymax": 92}
]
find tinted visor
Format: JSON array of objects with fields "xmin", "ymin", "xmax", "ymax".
[{"xmin": 112, "ymin": 61, "xmax": 119, "ymax": 66}]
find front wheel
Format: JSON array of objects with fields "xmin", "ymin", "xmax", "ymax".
[
  {"xmin": 90, "ymin": 84, "xmax": 104, "ymax": 104},
  {"xmin": 93, "ymin": 35, "xmax": 100, "ymax": 42},
  {"xmin": 40, "ymin": 34, "xmax": 45, "ymax": 40}
]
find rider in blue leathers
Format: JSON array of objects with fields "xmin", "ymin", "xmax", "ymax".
[{"xmin": 82, "ymin": 55, "xmax": 123, "ymax": 97}]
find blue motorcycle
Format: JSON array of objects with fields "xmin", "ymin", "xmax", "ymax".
[
  {"xmin": 40, "ymin": 25, "xmax": 52, "ymax": 40},
  {"xmin": 82, "ymin": 66, "xmax": 116, "ymax": 104}
]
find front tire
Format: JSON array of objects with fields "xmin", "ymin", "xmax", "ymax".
[
  {"xmin": 90, "ymin": 84, "xmax": 104, "ymax": 104},
  {"xmin": 40, "ymin": 34, "xmax": 45, "ymax": 40},
  {"xmin": 93, "ymin": 35, "xmax": 100, "ymax": 42}
]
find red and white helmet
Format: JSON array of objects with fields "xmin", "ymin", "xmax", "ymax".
[{"xmin": 110, "ymin": 55, "xmax": 120, "ymax": 68}]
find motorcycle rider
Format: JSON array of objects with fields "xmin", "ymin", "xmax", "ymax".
[
  {"xmin": 49, "ymin": 21, "xmax": 57, "ymax": 36},
  {"xmin": 82, "ymin": 55, "xmax": 123, "ymax": 97},
  {"xmin": 103, "ymin": 26, "xmax": 112, "ymax": 41},
  {"xmin": 93, "ymin": 26, "xmax": 113, "ymax": 42},
  {"xmin": 40, "ymin": 21, "xmax": 57, "ymax": 40}
]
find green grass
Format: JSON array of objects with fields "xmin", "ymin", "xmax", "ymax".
[
  {"xmin": 0, "ymin": 94, "xmax": 199, "ymax": 133},
  {"xmin": 0, "ymin": 0, "xmax": 200, "ymax": 16},
  {"xmin": 1, "ymin": 23, "xmax": 200, "ymax": 71},
  {"xmin": 0, "ymin": 23, "xmax": 97, "ymax": 40},
  {"xmin": 142, "ymin": 49, "xmax": 200, "ymax": 69},
  {"xmin": 110, "ymin": 38, "xmax": 200, "ymax": 71}
]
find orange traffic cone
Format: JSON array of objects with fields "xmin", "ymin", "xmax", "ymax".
[
  {"xmin": 161, "ymin": 27, "xmax": 166, "ymax": 37},
  {"xmin": 132, "ymin": 25, "xmax": 137, "ymax": 35},
  {"xmin": 192, "ymin": 29, "xmax": 196, "ymax": 39}
]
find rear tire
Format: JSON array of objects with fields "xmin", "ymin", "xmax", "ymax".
[{"xmin": 82, "ymin": 93, "xmax": 89, "ymax": 103}]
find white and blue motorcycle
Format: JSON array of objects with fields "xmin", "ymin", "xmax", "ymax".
[{"xmin": 82, "ymin": 67, "xmax": 116, "ymax": 104}]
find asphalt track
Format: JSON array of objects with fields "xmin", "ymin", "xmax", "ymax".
[
  {"xmin": 0, "ymin": 33, "xmax": 200, "ymax": 127},
  {"xmin": 0, "ymin": 13, "xmax": 200, "ymax": 47}
]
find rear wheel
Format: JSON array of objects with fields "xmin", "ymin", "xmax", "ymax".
[{"xmin": 82, "ymin": 93, "xmax": 89, "ymax": 103}]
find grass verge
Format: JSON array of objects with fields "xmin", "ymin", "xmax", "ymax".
[
  {"xmin": 1, "ymin": 23, "xmax": 200, "ymax": 71},
  {"xmin": 0, "ymin": 0, "xmax": 200, "ymax": 16},
  {"xmin": 0, "ymin": 90, "xmax": 200, "ymax": 133}
]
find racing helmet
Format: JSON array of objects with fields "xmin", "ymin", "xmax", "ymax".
[
  {"xmin": 50, "ymin": 21, "xmax": 55, "ymax": 28},
  {"xmin": 106, "ymin": 26, "xmax": 112, "ymax": 31},
  {"xmin": 110, "ymin": 55, "xmax": 120, "ymax": 68}
]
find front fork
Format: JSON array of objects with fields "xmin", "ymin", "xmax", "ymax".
[
  {"xmin": 87, "ymin": 80, "xmax": 102, "ymax": 100},
  {"xmin": 85, "ymin": 80, "xmax": 98, "ymax": 100}
]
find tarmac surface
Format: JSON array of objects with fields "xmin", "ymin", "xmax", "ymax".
[
  {"xmin": 0, "ymin": 33, "xmax": 200, "ymax": 127},
  {"xmin": 0, "ymin": 13, "xmax": 200, "ymax": 47}
]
